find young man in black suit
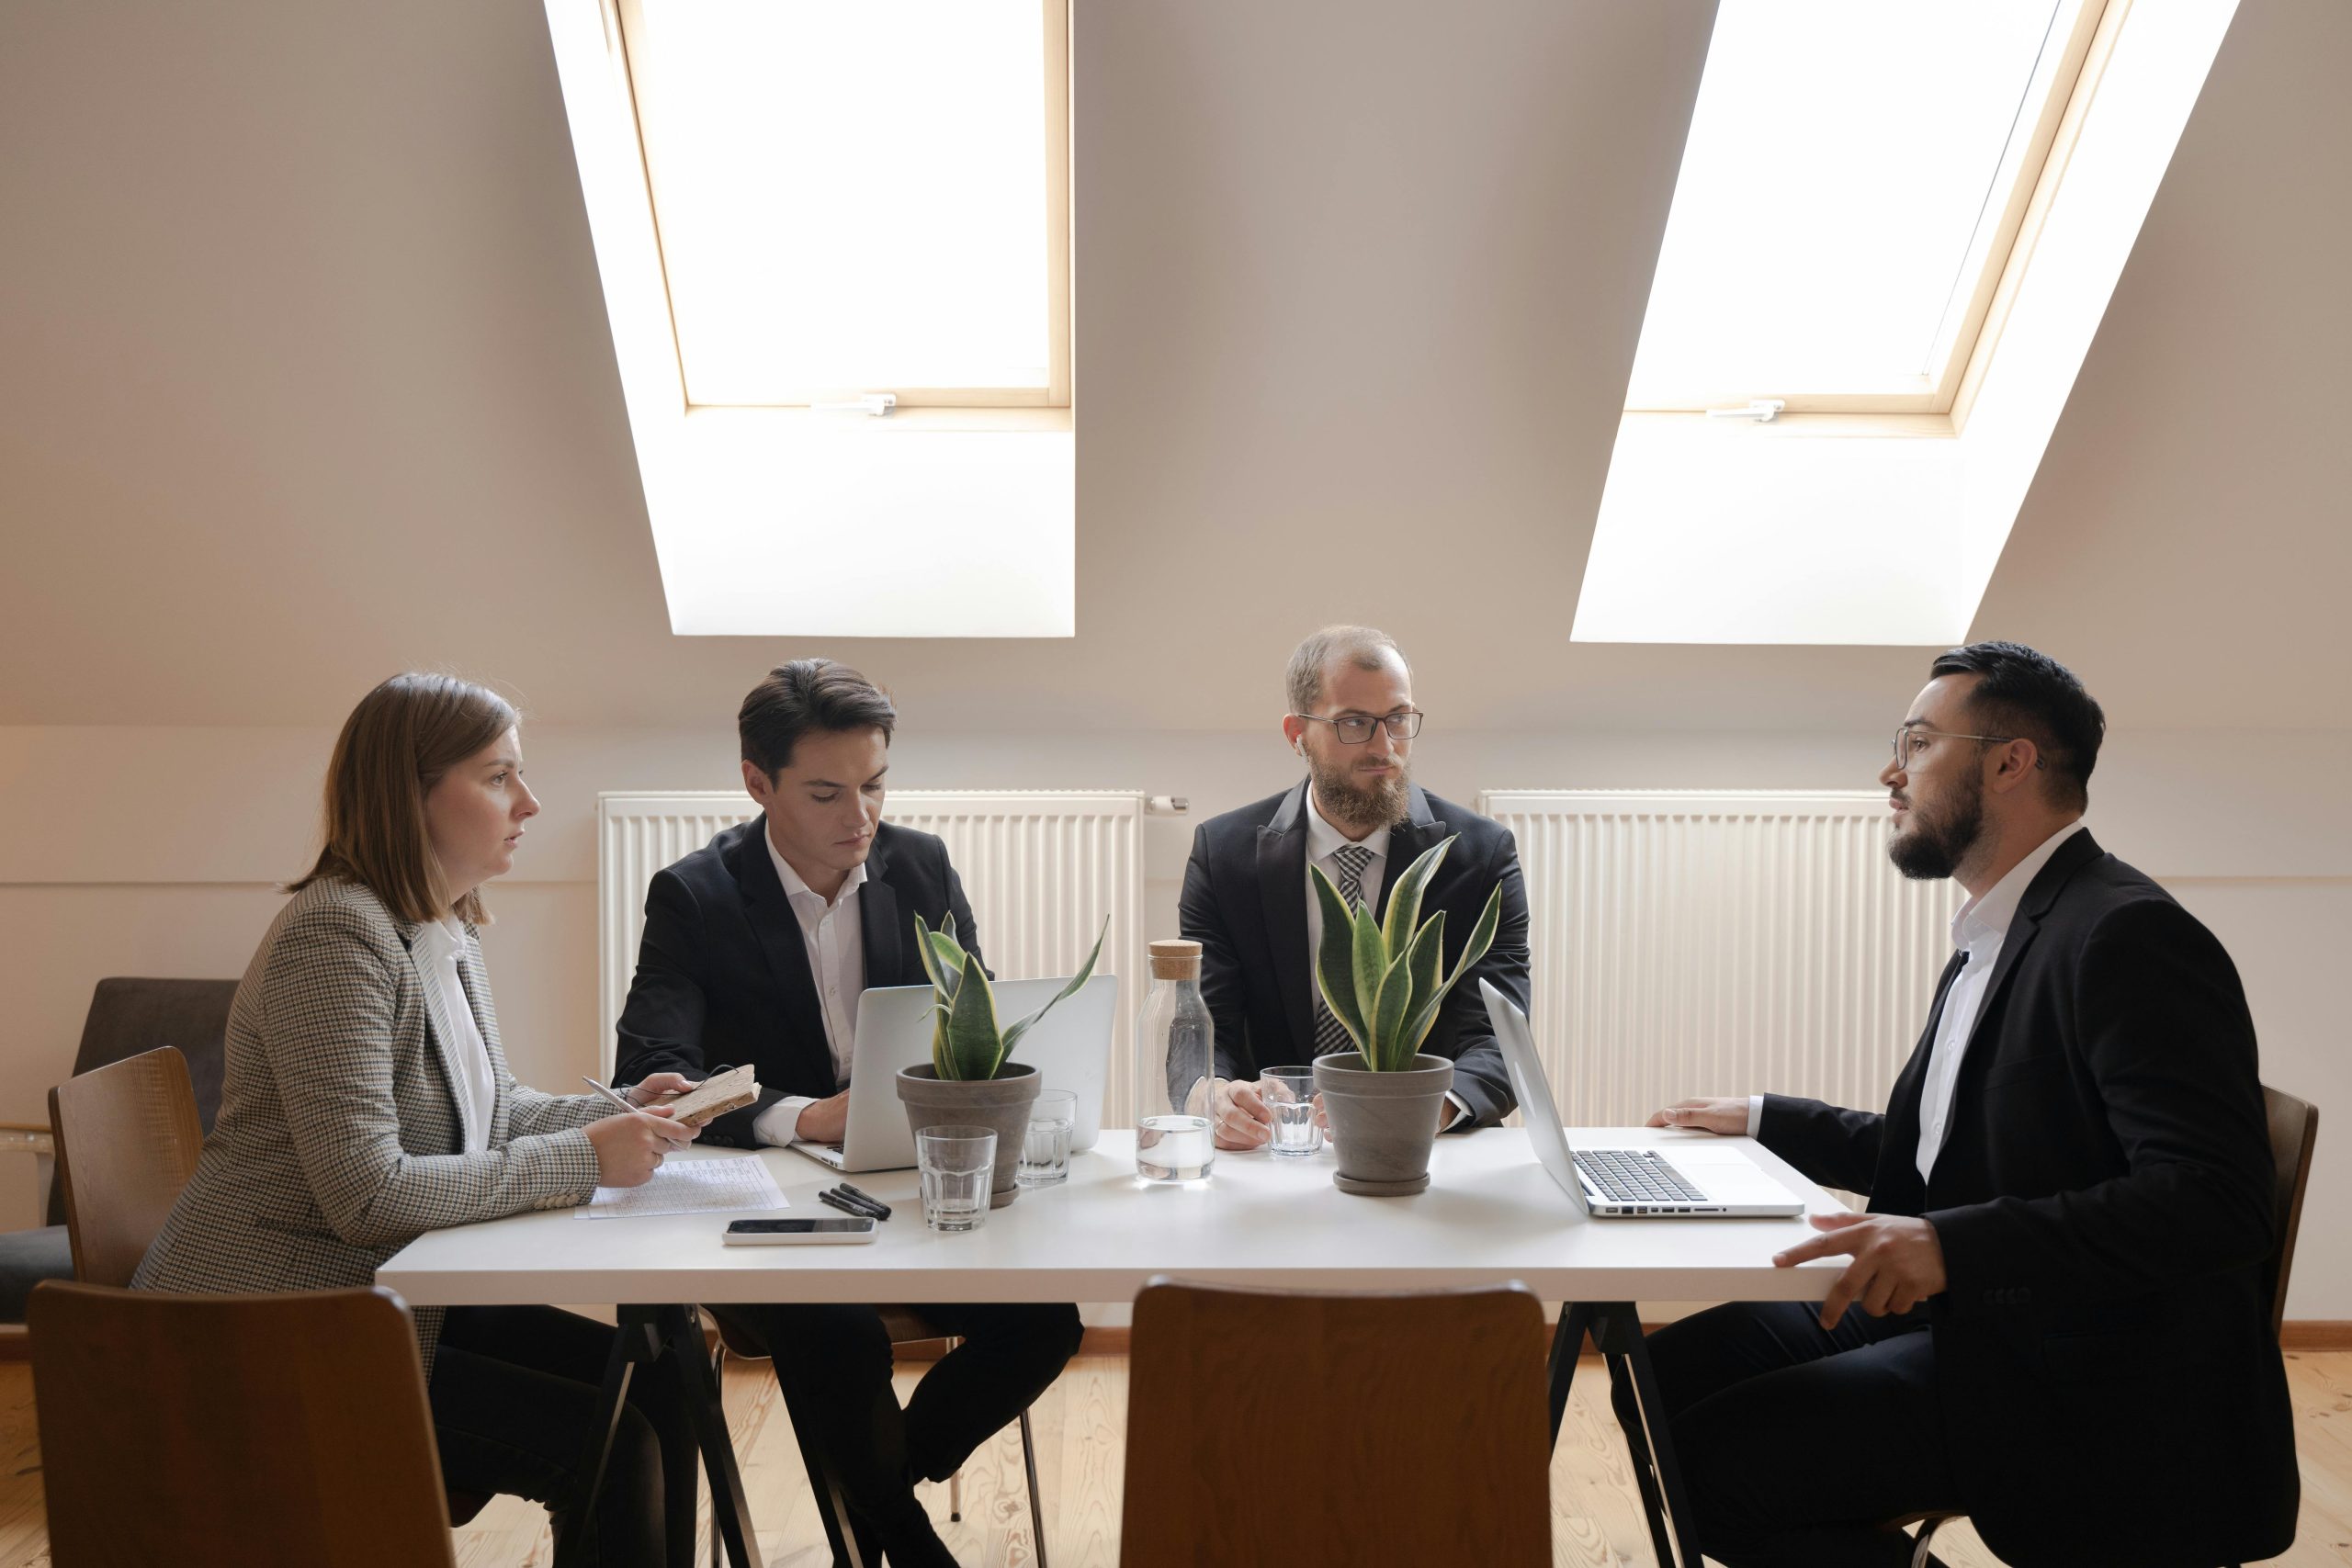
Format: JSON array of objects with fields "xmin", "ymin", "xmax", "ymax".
[
  {"xmin": 1178, "ymin": 625, "xmax": 1531, "ymax": 1147},
  {"xmin": 616, "ymin": 660, "xmax": 1082, "ymax": 1568},
  {"xmin": 1640, "ymin": 642, "xmax": 2298, "ymax": 1567}
]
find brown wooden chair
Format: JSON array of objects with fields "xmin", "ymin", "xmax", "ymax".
[
  {"xmin": 28, "ymin": 1280, "xmax": 457, "ymax": 1567},
  {"xmin": 708, "ymin": 1304, "xmax": 1050, "ymax": 1567},
  {"xmin": 43, "ymin": 1043, "xmax": 496, "ymax": 1530},
  {"xmin": 46, "ymin": 1045, "xmax": 204, "ymax": 1288},
  {"xmin": 1118, "ymin": 1278, "xmax": 1552, "ymax": 1568},
  {"xmin": 1898, "ymin": 1083, "xmax": 2321, "ymax": 1568}
]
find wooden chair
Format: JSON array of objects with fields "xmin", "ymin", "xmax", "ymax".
[
  {"xmin": 1898, "ymin": 1083, "xmax": 2321, "ymax": 1568},
  {"xmin": 1118, "ymin": 1279, "xmax": 1552, "ymax": 1568},
  {"xmin": 708, "ymin": 1304, "xmax": 1050, "ymax": 1568},
  {"xmin": 28, "ymin": 1280, "xmax": 456, "ymax": 1567},
  {"xmin": 46, "ymin": 1046, "xmax": 203, "ymax": 1288},
  {"xmin": 43, "ymin": 1043, "xmax": 496, "ymax": 1529}
]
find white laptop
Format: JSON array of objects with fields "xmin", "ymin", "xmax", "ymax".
[
  {"xmin": 1479, "ymin": 980, "xmax": 1803, "ymax": 1218},
  {"xmin": 793, "ymin": 975, "xmax": 1118, "ymax": 1174}
]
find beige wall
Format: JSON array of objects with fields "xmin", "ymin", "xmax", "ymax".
[{"xmin": 6, "ymin": 723, "xmax": 2344, "ymax": 1315}]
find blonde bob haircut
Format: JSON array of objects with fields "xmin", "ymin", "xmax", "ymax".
[{"xmin": 290, "ymin": 673, "xmax": 519, "ymax": 926}]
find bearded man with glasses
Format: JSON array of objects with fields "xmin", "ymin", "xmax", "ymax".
[{"xmin": 1177, "ymin": 625, "xmax": 1532, "ymax": 1149}]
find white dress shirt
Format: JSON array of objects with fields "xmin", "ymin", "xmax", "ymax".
[
  {"xmin": 1302, "ymin": 788, "xmax": 1470, "ymax": 1129},
  {"xmin": 1745, "ymin": 819, "xmax": 2087, "ymax": 1179},
  {"xmin": 411, "ymin": 916, "xmax": 498, "ymax": 1156},
  {"xmin": 752, "ymin": 828, "xmax": 869, "ymax": 1147}
]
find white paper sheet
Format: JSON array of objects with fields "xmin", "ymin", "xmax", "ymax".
[{"xmin": 576, "ymin": 1156, "xmax": 789, "ymax": 1219}]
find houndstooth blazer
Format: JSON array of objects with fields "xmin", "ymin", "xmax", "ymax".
[{"xmin": 132, "ymin": 875, "xmax": 607, "ymax": 1379}]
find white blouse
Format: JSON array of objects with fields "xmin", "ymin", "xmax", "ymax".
[{"xmin": 412, "ymin": 916, "xmax": 499, "ymax": 1156}]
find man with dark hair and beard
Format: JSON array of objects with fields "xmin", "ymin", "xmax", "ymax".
[
  {"xmin": 1634, "ymin": 641, "xmax": 2297, "ymax": 1568},
  {"xmin": 1177, "ymin": 625, "xmax": 1531, "ymax": 1148}
]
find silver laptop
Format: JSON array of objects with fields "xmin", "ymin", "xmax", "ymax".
[
  {"xmin": 794, "ymin": 975, "xmax": 1118, "ymax": 1173},
  {"xmin": 1479, "ymin": 980, "xmax": 1803, "ymax": 1218}
]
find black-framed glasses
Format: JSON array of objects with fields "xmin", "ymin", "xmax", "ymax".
[
  {"xmin": 1891, "ymin": 726, "xmax": 2046, "ymax": 771},
  {"xmin": 1295, "ymin": 710, "xmax": 1423, "ymax": 746}
]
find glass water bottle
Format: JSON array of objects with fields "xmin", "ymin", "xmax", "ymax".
[{"xmin": 1134, "ymin": 939, "xmax": 1216, "ymax": 1182}]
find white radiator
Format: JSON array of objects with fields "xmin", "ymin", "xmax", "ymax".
[
  {"xmin": 596, "ymin": 791, "xmax": 1147, "ymax": 1124},
  {"xmin": 1474, "ymin": 792, "xmax": 1958, "ymax": 1128}
]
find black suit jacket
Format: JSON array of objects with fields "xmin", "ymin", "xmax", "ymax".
[
  {"xmin": 613, "ymin": 818, "xmax": 980, "ymax": 1149},
  {"xmin": 1177, "ymin": 780, "xmax": 1530, "ymax": 1128},
  {"xmin": 1760, "ymin": 829, "xmax": 2295, "ymax": 1567}
]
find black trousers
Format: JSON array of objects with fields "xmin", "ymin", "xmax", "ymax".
[
  {"xmin": 713, "ymin": 1301, "xmax": 1084, "ymax": 1568},
  {"xmin": 430, "ymin": 1304, "xmax": 700, "ymax": 1568},
  {"xmin": 1620, "ymin": 1301, "xmax": 1961, "ymax": 1568}
]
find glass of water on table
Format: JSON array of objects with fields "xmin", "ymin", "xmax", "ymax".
[
  {"xmin": 1264, "ymin": 1067, "xmax": 1322, "ymax": 1156},
  {"xmin": 917, "ymin": 1126, "xmax": 997, "ymax": 1232},
  {"xmin": 1018, "ymin": 1089, "xmax": 1079, "ymax": 1188}
]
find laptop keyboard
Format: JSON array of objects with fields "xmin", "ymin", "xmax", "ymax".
[{"xmin": 1575, "ymin": 1148, "xmax": 1709, "ymax": 1205}]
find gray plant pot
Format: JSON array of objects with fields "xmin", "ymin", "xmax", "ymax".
[
  {"xmin": 895, "ymin": 1063, "xmax": 1043, "ymax": 1208},
  {"xmin": 1313, "ymin": 1053, "xmax": 1454, "ymax": 1196}
]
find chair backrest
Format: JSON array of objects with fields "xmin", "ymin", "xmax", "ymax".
[
  {"xmin": 1119, "ymin": 1280, "xmax": 1551, "ymax": 1568},
  {"xmin": 48, "ymin": 1047, "xmax": 204, "ymax": 1287},
  {"xmin": 2261, "ymin": 1085, "xmax": 2319, "ymax": 1341},
  {"xmin": 29, "ymin": 1281, "xmax": 455, "ymax": 1567},
  {"xmin": 48, "ymin": 977, "xmax": 237, "ymax": 1226}
]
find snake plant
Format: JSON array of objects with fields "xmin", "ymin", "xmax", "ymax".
[
  {"xmin": 1311, "ymin": 833, "xmax": 1502, "ymax": 1072},
  {"xmin": 912, "ymin": 912, "xmax": 1110, "ymax": 1081}
]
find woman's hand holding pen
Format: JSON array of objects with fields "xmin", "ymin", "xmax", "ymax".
[{"xmin": 585, "ymin": 1101, "xmax": 697, "ymax": 1188}]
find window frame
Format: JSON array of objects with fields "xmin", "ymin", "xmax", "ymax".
[
  {"xmin": 612, "ymin": 0, "xmax": 1073, "ymax": 413},
  {"xmin": 1623, "ymin": 0, "xmax": 2116, "ymax": 422}
]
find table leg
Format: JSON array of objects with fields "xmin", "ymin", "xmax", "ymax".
[
  {"xmin": 664, "ymin": 1305, "xmax": 767, "ymax": 1568},
  {"xmin": 558, "ymin": 1307, "xmax": 767, "ymax": 1568},
  {"xmin": 1546, "ymin": 1301, "xmax": 1596, "ymax": 1444},
  {"xmin": 1556, "ymin": 1303, "xmax": 1702, "ymax": 1568}
]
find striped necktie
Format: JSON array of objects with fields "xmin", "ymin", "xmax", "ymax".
[{"xmin": 1311, "ymin": 843, "xmax": 1376, "ymax": 1058}]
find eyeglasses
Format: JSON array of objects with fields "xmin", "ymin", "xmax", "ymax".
[
  {"xmin": 1294, "ymin": 711, "xmax": 1423, "ymax": 746},
  {"xmin": 1890, "ymin": 726, "xmax": 2047, "ymax": 771}
]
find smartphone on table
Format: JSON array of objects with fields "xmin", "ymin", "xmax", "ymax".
[{"xmin": 723, "ymin": 1217, "xmax": 876, "ymax": 1246}]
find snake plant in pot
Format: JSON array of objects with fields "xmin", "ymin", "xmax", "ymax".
[
  {"xmin": 894, "ymin": 912, "xmax": 1108, "ymax": 1207},
  {"xmin": 1310, "ymin": 833, "xmax": 1502, "ymax": 1195}
]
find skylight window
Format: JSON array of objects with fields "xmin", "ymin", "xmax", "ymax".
[
  {"xmin": 1624, "ymin": 0, "xmax": 2100, "ymax": 413},
  {"xmin": 618, "ymin": 0, "xmax": 1069, "ymax": 409}
]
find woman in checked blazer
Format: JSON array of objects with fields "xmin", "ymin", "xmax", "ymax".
[{"xmin": 134, "ymin": 673, "xmax": 702, "ymax": 1565}]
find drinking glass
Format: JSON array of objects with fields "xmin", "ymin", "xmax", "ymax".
[
  {"xmin": 1265, "ymin": 1068, "xmax": 1322, "ymax": 1157},
  {"xmin": 917, "ymin": 1126, "xmax": 997, "ymax": 1233},
  {"xmin": 1017, "ymin": 1089, "xmax": 1079, "ymax": 1188}
]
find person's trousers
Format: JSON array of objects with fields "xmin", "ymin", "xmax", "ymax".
[
  {"xmin": 1616, "ymin": 1301, "xmax": 1961, "ymax": 1568},
  {"xmin": 430, "ymin": 1304, "xmax": 700, "ymax": 1568},
  {"xmin": 712, "ymin": 1300, "xmax": 1085, "ymax": 1568}
]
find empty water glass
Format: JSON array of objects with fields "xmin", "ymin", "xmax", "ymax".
[
  {"xmin": 1018, "ymin": 1089, "xmax": 1079, "ymax": 1188},
  {"xmin": 917, "ymin": 1126, "xmax": 997, "ymax": 1232},
  {"xmin": 1265, "ymin": 1067, "xmax": 1322, "ymax": 1157}
]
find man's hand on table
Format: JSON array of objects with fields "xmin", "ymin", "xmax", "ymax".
[
  {"xmin": 1645, "ymin": 1097, "xmax": 1749, "ymax": 1135},
  {"xmin": 1775, "ymin": 1213, "xmax": 1948, "ymax": 1329},
  {"xmin": 795, "ymin": 1089, "xmax": 851, "ymax": 1145}
]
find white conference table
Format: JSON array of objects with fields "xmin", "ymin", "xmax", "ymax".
[{"xmin": 379, "ymin": 1128, "xmax": 1850, "ymax": 1568}]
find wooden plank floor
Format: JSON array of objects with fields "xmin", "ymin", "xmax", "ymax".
[{"xmin": 0, "ymin": 1351, "xmax": 2346, "ymax": 1565}]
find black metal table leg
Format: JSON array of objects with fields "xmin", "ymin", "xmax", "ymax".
[
  {"xmin": 558, "ymin": 1305, "xmax": 768, "ymax": 1568},
  {"xmin": 1547, "ymin": 1301, "xmax": 1597, "ymax": 1444},
  {"xmin": 1557, "ymin": 1302, "xmax": 1701, "ymax": 1568},
  {"xmin": 664, "ymin": 1305, "xmax": 767, "ymax": 1568}
]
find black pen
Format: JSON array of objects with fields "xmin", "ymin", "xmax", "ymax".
[
  {"xmin": 819, "ymin": 1190, "xmax": 879, "ymax": 1221},
  {"xmin": 835, "ymin": 1182, "xmax": 893, "ymax": 1219},
  {"xmin": 827, "ymin": 1186, "xmax": 890, "ymax": 1221}
]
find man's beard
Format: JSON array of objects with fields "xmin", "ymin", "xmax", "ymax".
[
  {"xmin": 1887, "ymin": 772, "xmax": 1986, "ymax": 881},
  {"xmin": 1308, "ymin": 750, "xmax": 1410, "ymax": 833}
]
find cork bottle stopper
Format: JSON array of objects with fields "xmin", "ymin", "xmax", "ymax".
[{"xmin": 1148, "ymin": 939, "xmax": 1202, "ymax": 980}]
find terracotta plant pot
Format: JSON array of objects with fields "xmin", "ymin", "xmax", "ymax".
[
  {"xmin": 895, "ymin": 1063, "xmax": 1044, "ymax": 1208},
  {"xmin": 1312, "ymin": 1053, "xmax": 1454, "ymax": 1195}
]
